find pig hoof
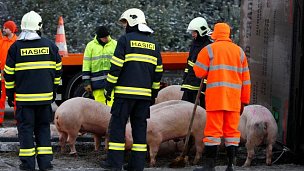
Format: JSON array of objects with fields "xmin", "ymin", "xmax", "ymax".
[
  {"xmin": 168, "ymin": 156, "xmax": 186, "ymax": 168},
  {"xmin": 78, "ymin": 132, "xmax": 85, "ymax": 136},
  {"xmin": 100, "ymin": 154, "xmax": 107, "ymax": 160},
  {"xmin": 69, "ymin": 152, "xmax": 78, "ymax": 157},
  {"xmin": 149, "ymin": 164, "xmax": 156, "ymax": 168},
  {"xmin": 184, "ymin": 156, "xmax": 190, "ymax": 166},
  {"xmin": 149, "ymin": 162, "xmax": 156, "ymax": 168}
]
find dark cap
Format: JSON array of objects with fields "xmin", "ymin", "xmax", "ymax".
[{"xmin": 96, "ymin": 26, "xmax": 110, "ymax": 38}]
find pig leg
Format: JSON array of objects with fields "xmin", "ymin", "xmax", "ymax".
[
  {"xmin": 58, "ymin": 131, "xmax": 68, "ymax": 153},
  {"xmin": 66, "ymin": 132, "xmax": 78, "ymax": 155},
  {"xmin": 104, "ymin": 133, "xmax": 109, "ymax": 152},
  {"xmin": 193, "ymin": 136, "xmax": 204, "ymax": 165},
  {"xmin": 148, "ymin": 141, "xmax": 161, "ymax": 167},
  {"xmin": 243, "ymin": 141, "xmax": 255, "ymax": 167},
  {"xmin": 93, "ymin": 134, "xmax": 102, "ymax": 151},
  {"xmin": 266, "ymin": 143, "xmax": 273, "ymax": 166}
]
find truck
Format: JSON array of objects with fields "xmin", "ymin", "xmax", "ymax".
[
  {"xmin": 55, "ymin": 0, "xmax": 303, "ymax": 159},
  {"xmin": 55, "ymin": 52, "xmax": 189, "ymax": 106},
  {"xmin": 240, "ymin": 0, "xmax": 303, "ymax": 161}
]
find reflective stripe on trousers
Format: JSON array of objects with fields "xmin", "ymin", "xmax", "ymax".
[
  {"xmin": 203, "ymin": 110, "xmax": 240, "ymax": 147},
  {"xmin": 107, "ymin": 98, "xmax": 150, "ymax": 171},
  {"xmin": 16, "ymin": 105, "xmax": 53, "ymax": 169}
]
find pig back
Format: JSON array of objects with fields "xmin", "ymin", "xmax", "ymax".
[
  {"xmin": 148, "ymin": 101, "xmax": 206, "ymax": 142},
  {"xmin": 150, "ymin": 100, "xmax": 188, "ymax": 113},
  {"xmin": 55, "ymin": 97, "xmax": 111, "ymax": 134},
  {"xmin": 155, "ymin": 85, "xmax": 183, "ymax": 104},
  {"xmin": 56, "ymin": 97, "xmax": 110, "ymax": 119}
]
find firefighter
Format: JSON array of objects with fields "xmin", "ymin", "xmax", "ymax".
[
  {"xmin": 181, "ymin": 17, "xmax": 212, "ymax": 108},
  {"xmin": 193, "ymin": 23, "xmax": 251, "ymax": 171},
  {"xmin": 0, "ymin": 20, "xmax": 18, "ymax": 127},
  {"xmin": 4, "ymin": 11, "xmax": 62, "ymax": 171},
  {"xmin": 100, "ymin": 8, "xmax": 163, "ymax": 171},
  {"xmin": 82, "ymin": 26, "xmax": 117, "ymax": 106}
]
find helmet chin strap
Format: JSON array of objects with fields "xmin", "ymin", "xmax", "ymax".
[
  {"xmin": 37, "ymin": 30, "xmax": 42, "ymax": 36},
  {"xmin": 18, "ymin": 30, "xmax": 41, "ymax": 41},
  {"xmin": 125, "ymin": 25, "xmax": 139, "ymax": 33}
]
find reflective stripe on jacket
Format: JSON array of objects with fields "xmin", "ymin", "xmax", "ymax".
[
  {"xmin": 106, "ymin": 31, "xmax": 163, "ymax": 100},
  {"xmin": 4, "ymin": 37, "xmax": 62, "ymax": 105},
  {"xmin": 194, "ymin": 40, "xmax": 251, "ymax": 111},
  {"xmin": 181, "ymin": 36, "xmax": 211, "ymax": 91},
  {"xmin": 82, "ymin": 36, "xmax": 117, "ymax": 90}
]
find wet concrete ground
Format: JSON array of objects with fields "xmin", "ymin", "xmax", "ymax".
[
  {"xmin": 1, "ymin": 139, "xmax": 304, "ymax": 171},
  {"xmin": 1, "ymin": 103, "xmax": 304, "ymax": 171},
  {"xmin": 1, "ymin": 153, "xmax": 304, "ymax": 171}
]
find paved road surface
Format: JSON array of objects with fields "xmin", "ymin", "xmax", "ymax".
[
  {"xmin": 1, "ymin": 103, "xmax": 304, "ymax": 170},
  {"xmin": 0, "ymin": 156, "xmax": 304, "ymax": 171}
]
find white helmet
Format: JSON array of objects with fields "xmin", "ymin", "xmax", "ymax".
[
  {"xmin": 119, "ymin": 8, "xmax": 153, "ymax": 33},
  {"xmin": 119, "ymin": 8, "xmax": 146, "ymax": 26},
  {"xmin": 21, "ymin": 11, "xmax": 42, "ymax": 31},
  {"xmin": 187, "ymin": 17, "xmax": 211, "ymax": 37}
]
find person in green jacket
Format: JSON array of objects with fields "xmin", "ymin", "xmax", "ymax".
[{"xmin": 82, "ymin": 26, "xmax": 117, "ymax": 106}]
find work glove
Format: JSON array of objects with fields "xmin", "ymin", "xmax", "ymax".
[
  {"xmin": 84, "ymin": 84, "xmax": 92, "ymax": 93},
  {"xmin": 7, "ymin": 92, "xmax": 14, "ymax": 107},
  {"xmin": 83, "ymin": 80, "xmax": 92, "ymax": 92},
  {"xmin": 104, "ymin": 89, "xmax": 112, "ymax": 105}
]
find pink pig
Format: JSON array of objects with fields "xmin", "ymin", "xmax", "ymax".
[
  {"xmin": 54, "ymin": 97, "xmax": 111, "ymax": 154},
  {"xmin": 0, "ymin": 124, "xmax": 58, "ymax": 138},
  {"xmin": 238, "ymin": 105, "xmax": 278, "ymax": 166},
  {"xmin": 105, "ymin": 100, "xmax": 206, "ymax": 167},
  {"xmin": 155, "ymin": 85, "xmax": 183, "ymax": 104}
]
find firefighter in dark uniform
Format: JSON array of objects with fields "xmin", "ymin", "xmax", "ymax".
[
  {"xmin": 181, "ymin": 17, "xmax": 212, "ymax": 108},
  {"xmin": 100, "ymin": 8, "xmax": 163, "ymax": 171},
  {"xmin": 4, "ymin": 11, "xmax": 62, "ymax": 171}
]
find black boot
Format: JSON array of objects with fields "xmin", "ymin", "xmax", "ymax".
[
  {"xmin": 123, "ymin": 163, "xmax": 128, "ymax": 170},
  {"xmin": 225, "ymin": 146, "xmax": 237, "ymax": 171},
  {"xmin": 39, "ymin": 164, "xmax": 53, "ymax": 171},
  {"xmin": 19, "ymin": 163, "xmax": 35, "ymax": 171},
  {"xmin": 193, "ymin": 146, "xmax": 217, "ymax": 171},
  {"xmin": 100, "ymin": 161, "xmax": 122, "ymax": 171}
]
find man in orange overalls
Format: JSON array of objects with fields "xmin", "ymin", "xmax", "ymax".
[
  {"xmin": 0, "ymin": 20, "xmax": 18, "ymax": 126},
  {"xmin": 193, "ymin": 22, "xmax": 251, "ymax": 171}
]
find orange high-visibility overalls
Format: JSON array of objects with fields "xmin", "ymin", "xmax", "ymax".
[
  {"xmin": 0, "ymin": 34, "xmax": 17, "ymax": 124},
  {"xmin": 193, "ymin": 23, "xmax": 251, "ymax": 147}
]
